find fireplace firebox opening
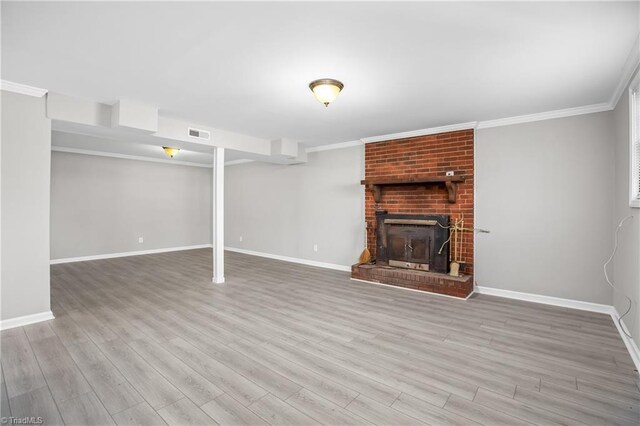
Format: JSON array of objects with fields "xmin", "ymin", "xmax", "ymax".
[{"xmin": 375, "ymin": 212, "xmax": 450, "ymax": 274}]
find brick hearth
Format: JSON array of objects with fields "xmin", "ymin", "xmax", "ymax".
[{"xmin": 352, "ymin": 263, "xmax": 473, "ymax": 298}]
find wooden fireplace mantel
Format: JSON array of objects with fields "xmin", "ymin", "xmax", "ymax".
[{"xmin": 361, "ymin": 176, "xmax": 466, "ymax": 203}]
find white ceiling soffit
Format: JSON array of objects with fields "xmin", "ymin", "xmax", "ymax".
[
  {"xmin": 0, "ymin": 80, "xmax": 47, "ymax": 97},
  {"xmin": 46, "ymin": 92, "xmax": 308, "ymax": 164},
  {"xmin": 2, "ymin": 1, "xmax": 638, "ymax": 149},
  {"xmin": 51, "ymin": 131, "xmax": 214, "ymax": 167}
]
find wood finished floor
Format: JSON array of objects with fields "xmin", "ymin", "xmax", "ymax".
[{"xmin": 2, "ymin": 249, "xmax": 639, "ymax": 425}]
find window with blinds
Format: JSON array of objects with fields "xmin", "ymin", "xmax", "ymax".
[{"xmin": 632, "ymin": 77, "xmax": 640, "ymax": 208}]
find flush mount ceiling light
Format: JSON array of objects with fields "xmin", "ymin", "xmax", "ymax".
[
  {"xmin": 162, "ymin": 146, "xmax": 180, "ymax": 158},
  {"xmin": 309, "ymin": 78, "xmax": 344, "ymax": 107}
]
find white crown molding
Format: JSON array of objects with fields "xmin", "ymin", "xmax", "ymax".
[
  {"xmin": 306, "ymin": 140, "xmax": 363, "ymax": 153},
  {"xmin": 224, "ymin": 246, "xmax": 351, "ymax": 272},
  {"xmin": 1, "ymin": 80, "xmax": 48, "ymax": 97},
  {"xmin": 610, "ymin": 34, "xmax": 640, "ymax": 109},
  {"xmin": 52, "ymin": 146, "xmax": 213, "ymax": 168},
  {"xmin": 50, "ymin": 244, "xmax": 213, "ymax": 264},
  {"xmin": 476, "ymin": 103, "xmax": 613, "ymax": 129},
  {"xmin": 304, "ymin": 98, "xmax": 617, "ymax": 148},
  {"xmin": 0, "ymin": 311, "xmax": 55, "ymax": 331},
  {"xmin": 361, "ymin": 122, "xmax": 478, "ymax": 144},
  {"xmin": 225, "ymin": 159, "xmax": 255, "ymax": 166}
]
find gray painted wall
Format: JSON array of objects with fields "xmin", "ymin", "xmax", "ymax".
[
  {"xmin": 226, "ymin": 119, "xmax": 619, "ymax": 306},
  {"xmin": 612, "ymin": 74, "xmax": 640, "ymax": 344},
  {"xmin": 50, "ymin": 151, "xmax": 212, "ymax": 260},
  {"xmin": 1, "ymin": 91, "xmax": 52, "ymax": 321},
  {"xmin": 225, "ymin": 147, "xmax": 365, "ymax": 268},
  {"xmin": 475, "ymin": 112, "xmax": 615, "ymax": 304}
]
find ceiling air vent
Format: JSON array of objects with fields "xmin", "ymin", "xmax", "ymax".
[{"xmin": 188, "ymin": 127, "xmax": 210, "ymax": 141}]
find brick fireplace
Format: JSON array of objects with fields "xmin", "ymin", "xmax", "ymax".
[{"xmin": 351, "ymin": 129, "xmax": 474, "ymax": 298}]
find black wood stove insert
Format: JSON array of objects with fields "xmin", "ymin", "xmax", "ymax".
[{"xmin": 375, "ymin": 212, "xmax": 449, "ymax": 274}]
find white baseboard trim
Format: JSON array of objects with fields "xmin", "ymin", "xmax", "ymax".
[
  {"xmin": 224, "ymin": 246, "xmax": 351, "ymax": 272},
  {"xmin": 0, "ymin": 311, "xmax": 55, "ymax": 331},
  {"xmin": 475, "ymin": 285, "xmax": 614, "ymax": 315},
  {"xmin": 50, "ymin": 244, "xmax": 213, "ymax": 264},
  {"xmin": 476, "ymin": 285, "xmax": 640, "ymax": 373},
  {"xmin": 612, "ymin": 308, "xmax": 640, "ymax": 373}
]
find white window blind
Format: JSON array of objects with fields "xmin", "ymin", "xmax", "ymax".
[{"xmin": 632, "ymin": 83, "xmax": 640, "ymax": 208}]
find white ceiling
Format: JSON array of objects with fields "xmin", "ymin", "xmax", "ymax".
[{"xmin": 3, "ymin": 2, "xmax": 639, "ymax": 155}]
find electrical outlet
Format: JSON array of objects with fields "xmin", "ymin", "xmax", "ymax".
[
  {"xmin": 138, "ymin": 237, "xmax": 144, "ymax": 244},
  {"xmin": 313, "ymin": 244, "xmax": 318, "ymax": 252},
  {"xmin": 239, "ymin": 236, "xmax": 243, "ymax": 242},
  {"xmin": 446, "ymin": 171, "xmax": 454, "ymax": 176}
]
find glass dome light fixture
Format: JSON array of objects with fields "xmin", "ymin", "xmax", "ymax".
[
  {"xmin": 162, "ymin": 146, "xmax": 180, "ymax": 158},
  {"xmin": 309, "ymin": 78, "xmax": 344, "ymax": 107}
]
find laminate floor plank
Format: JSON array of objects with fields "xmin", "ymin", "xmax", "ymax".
[
  {"xmin": 1, "ymin": 369, "xmax": 10, "ymax": 418},
  {"xmin": 8, "ymin": 386, "xmax": 63, "ymax": 426},
  {"xmin": 48, "ymin": 315, "xmax": 91, "ymax": 346},
  {"xmin": 332, "ymin": 337, "xmax": 473, "ymax": 395},
  {"xmin": 473, "ymin": 388, "xmax": 583, "ymax": 426},
  {"xmin": 228, "ymin": 339, "xmax": 360, "ymax": 408},
  {"xmin": 24, "ymin": 322, "xmax": 56, "ymax": 342},
  {"xmin": 294, "ymin": 339, "xmax": 451, "ymax": 407},
  {"xmin": 112, "ymin": 402, "xmax": 168, "ymax": 426},
  {"xmin": 156, "ymin": 397, "xmax": 215, "ymax": 426},
  {"xmin": 57, "ymin": 392, "xmax": 115, "ymax": 426},
  {"xmin": 539, "ymin": 381, "xmax": 639, "ymax": 422},
  {"xmin": 96, "ymin": 339, "xmax": 184, "ymax": 410},
  {"xmin": 285, "ymin": 389, "xmax": 371, "ymax": 426},
  {"xmin": 576, "ymin": 379, "xmax": 640, "ymax": 406},
  {"xmin": 344, "ymin": 335, "xmax": 518, "ymax": 397},
  {"xmin": 1, "ymin": 249, "xmax": 635, "ymax": 425},
  {"xmin": 183, "ymin": 333, "xmax": 303, "ymax": 401},
  {"xmin": 66, "ymin": 309, "xmax": 118, "ymax": 344},
  {"xmin": 30, "ymin": 336, "xmax": 72, "ymax": 363},
  {"xmin": 346, "ymin": 394, "xmax": 423, "ymax": 425},
  {"xmin": 164, "ymin": 337, "xmax": 268, "ymax": 407},
  {"xmin": 261, "ymin": 339, "xmax": 400, "ymax": 406},
  {"xmin": 93, "ymin": 307, "xmax": 152, "ymax": 343},
  {"xmin": 88, "ymin": 380, "xmax": 145, "ymax": 416},
  {"xmin": 515, "ymin": 386, "xmax": 638, "ymax": 426},
  {"xmin": 1, "ymin": 332, "xmax": 48, "ymax": 399},
  {"xmin": 443, "ymin": 333, "xmax": 637, "ymax": 393},
  {"xmin": 201, "ymin": 394, "xmax": 269, "ymax": 426},
  {"xmin": 444, "ymin": 395, "xmax": 533, "ymax": 426},
  {"xmin": 249, "ymin": 394, "xmax": 319, "ymax": 426},
  {"xmin": 391, "ymin": 392, "xmax": 479, "ymax": 426},
  {"xmin": 37, "ymin": 353, "xmax": 93, "ymax": 404},
  {"xmin": 128, "ymin": 338, "xmax": 224, "ymax": 406},
  {"xmin": 62, "ymin": 339, "xmax": 145, "ymax": 415}
]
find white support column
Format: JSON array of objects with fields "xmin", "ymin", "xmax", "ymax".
[{"xmin": 212, "ymin": 147, "xmax": 225, "ymax": 284}]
